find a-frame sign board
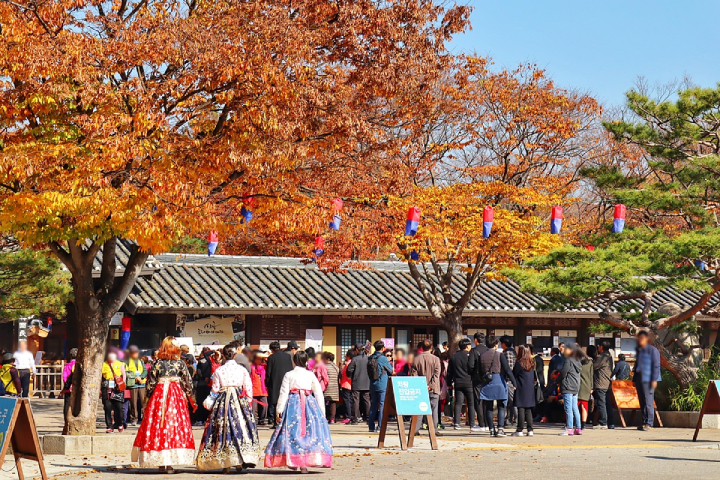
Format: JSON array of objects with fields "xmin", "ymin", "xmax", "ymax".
[
  {"xmin": 610, "ymin": 380, "xmax": 663, "ymax": 428},
  {"xmin": 377, "ymin": 377, "xmax": 438, "ymax": 451},
  {"xmin": 0, "ymin": 398, "xmax": 47, "ymax": 480},
  {"xmin": 693, "ymin": 380, "xmax": 720, "ymax": 441}
]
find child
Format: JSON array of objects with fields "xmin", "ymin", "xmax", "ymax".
[{"xmin": 264, "ymin": 351, "xmax": 333, "ymax": 473}]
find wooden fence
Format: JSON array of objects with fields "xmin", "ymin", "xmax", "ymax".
[{"xmin": 32, "ymin": 363, "xmax": 64, "ymax": 398}]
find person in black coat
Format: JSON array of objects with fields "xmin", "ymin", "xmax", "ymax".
[
  {"xmin": 529, "ymin": 345, "xmax": 545, "ymax": 388},
  {"xmin": 467, "ymin": 332, "xmax": 489, "ymax": 429},
  {"xmin": 265, "ymin": 341, "xmax": 294, "ymax": 427},
  {"xmin": 448, "ymin": 338, "xmax": 477, "ymax": 431},
  {"xmin": 346, "ymin": 343, "xmax": 370, "ymax": 424},
  {"xmin": 512, "ymin": 345, "xmax": 537, "ymax": 436},
  {"xmin": 194, "ymin": 348, "xmax": 215, "ymax": 425}
]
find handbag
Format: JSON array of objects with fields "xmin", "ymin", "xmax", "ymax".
[
  {"xmin": 110, "ymin": 362, "xmax": 126, "ymax": 392},
  {"xmin": 534, "ymin": 369, "xmax": 545, "ymax": 404}
]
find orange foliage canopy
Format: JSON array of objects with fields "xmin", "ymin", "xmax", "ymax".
[{"xmin": 0, "ymin": 0, "xmax": 470, "ymax": 254}]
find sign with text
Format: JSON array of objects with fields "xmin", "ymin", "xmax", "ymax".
[
  {"xmin": 391, "ymin": 377, "xmax": 431, "ymax": 416},
  {"xmin": 0, "ymin": 398, "xmax": 17, "ymax": 452},
  {"xmin": 381, "ymin": 338, "xmax": 395, "ymax": 350},
  {"xmin": 0, "ymin": 399, "xmax": 47, "ymax": 479},
  {"xmin": 185, "ymin": 316, "xmax": 235, "ymax": 345}
]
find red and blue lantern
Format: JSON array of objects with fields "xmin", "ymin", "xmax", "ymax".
[
  {"xmin": 696, "ymin": 260, "xmax": 707, "ymax": 271},
  {"xmin": 329, "ymin": 198, "xmax": 343, "ymax": 230},
  {"xmin": 329, "ymin": 214, "xmax": 341, "ymax": 230},
  {"xmin": 120, "ymin": 316, "xmax": 131, "ymax": 350},
  {"xmin": 240, "ymin": 195, "xmax": 254, "ymax": 224},
  {"xmin": 208, "ymin": 230, "xmax": 219, "ymax": 256},
  {"xmin": 314, "ymin": 236, "xmax": 325, "ymax": 257},
  {"xmin": 240, "ymin": 206, "xmax": 253, "ymax": 224},
  {"xmin": 551, "ymin": 206, "xmax": 563, "ymax": 234},
  {"xmin": 612, "ymin": 204, "xmax": 626, "ymax": 233},
  {"xmin": 483, "ymin": 206, "xmax": 494, "ymax": 238},
  {"xmin": 405, "ymin": 207, "xmax": 421, "ymax": 236}
]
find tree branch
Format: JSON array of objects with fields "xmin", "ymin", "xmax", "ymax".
[
  {"xmin": 656, "ymin": 279, "xmax": 720, "ymax": 330},
  {"xmin": 101, "ymin": 245, "xmax": 149, "ymax": 317},
  {"xmin": 99, "ymin": 237, "xmax": 117, "ymax": 295}
]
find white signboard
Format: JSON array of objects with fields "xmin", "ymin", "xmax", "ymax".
[
  {"xmin": 185, "ymin": 316, "xmax": 235, "ymax": 345},
  {"xmin": 531, "ymin": 330, "xmax": 551, "ymax": 337},
  {"xmin": 381, "ymin": 338, "xmax": 395, "ymax": 350},
  {"xmin": 110, "ymin": 312, "xmax": 124, "ymax": 326},
  {"xmin": 558, "ymin": 330, "xmax": 577, "ymax": 338},
  {"xmin": 495, "ymin": 329, "xmax": 514, "ymax": 337},
  {"xmin": 305, "ymin": 329, "xmax": 324, "ymax": 352}
]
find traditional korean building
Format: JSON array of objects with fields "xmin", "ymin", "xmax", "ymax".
[{"xmin": 100, "ymin": 253, "xmax": 720, "ymax": 360}]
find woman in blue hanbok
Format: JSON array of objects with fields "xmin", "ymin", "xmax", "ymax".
[{"xmin": 264, "ymin": 350, "xmax": 333, "ymax": 473}]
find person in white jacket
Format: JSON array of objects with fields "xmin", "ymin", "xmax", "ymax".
[
  {"xmin": 264, "ymin": 350, "xmax": 333, "ymax": 473},
  {"xmin": 196, "ymin": 344, "xmax": 261, "ymax": 473}
]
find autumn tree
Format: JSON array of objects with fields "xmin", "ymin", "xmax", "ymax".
[
  {"xmin": 509, "ymin": 82, "xmax": 720, "ymax": 387},
  {"xmin": 394, "ymin": 60, "xmax": 604, "ymax": 348},
  {"xmin": 0, "ymin": 0, "xmax": 469, "ymax": 434}
]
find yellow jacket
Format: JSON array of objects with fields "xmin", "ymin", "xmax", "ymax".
[
  {"xmin": 0, "ymin": 365, "xmax": 19, "ymax": 395},
  {"xmin": 102, "ymin": 361, "xmax": 124, "ymax": 381}
]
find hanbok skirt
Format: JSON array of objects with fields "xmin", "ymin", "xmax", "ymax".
[
  {"xmin": 131, "ymin": 379, "xmax": 196, "ymax": 467},
  {"xmin": 264, "ymin": 391, "xmax": 333, "ymax": 468},
  {"xmin": 479, "ymin": 373, "xmax": 509, "ymax": 401},
  {"xmin": 196, "ymin": 387, "xmax": 261, "ymax": 470}
]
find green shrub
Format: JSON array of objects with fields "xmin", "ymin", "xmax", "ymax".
[{"xmin": 668, "ymin": 354, "xmax": 720, "ymax": 411}]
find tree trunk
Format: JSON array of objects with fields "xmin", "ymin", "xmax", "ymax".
[
  {"xmin": 442, "ymin": 312, "xmax": 464, "ymax": 354},
  {"xmin": 64, "ymin": 268, "xmax": 110, "ymax": 435},
  {"xmin": 654, "ymin": 336, "xmax": 698, "ymax": 389}
]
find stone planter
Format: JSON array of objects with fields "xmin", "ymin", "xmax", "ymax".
[{"xmin": 656, "ymin": 411, "xmax": 720, "ymax": 428}]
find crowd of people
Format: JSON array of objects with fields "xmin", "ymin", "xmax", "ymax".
[{"xmin": 52, "ymin": 328, "xmax": 660, "ymax": 472}]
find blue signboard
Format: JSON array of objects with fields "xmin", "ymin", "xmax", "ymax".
[
  {"xmin": 0, "ymin": 397, "xmax": 17, "ymax": 451},
  {"xmin": 391, "ymin": 377, "xmax": 431, "ymax": 416}
]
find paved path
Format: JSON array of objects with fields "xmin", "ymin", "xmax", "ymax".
[{"xmin": 4, "ymin": 399, "xmax": 720, "ymax": 479}]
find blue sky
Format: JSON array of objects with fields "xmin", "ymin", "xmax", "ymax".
[{"xmin": 450, "ymin": 0, "xmax": 720, "ymax": 107}]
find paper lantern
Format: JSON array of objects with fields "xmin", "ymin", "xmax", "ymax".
[
  {"xmin": 208, "ymin": 230, "xmax": 219, "ymax": 256},
  {"xmin": 240, "ymin": 206, "xmax": 253, "ymax": 224},
  {"xmin": 314, "ymin": 236, "xmax": 325, "ymax": 257},
  {"xmin": 612, "ymin": 204, "xmax": 626, "ymax": 233},
  {"xmin": 482, "ymin": 206, "xmax": 494, "ymax": 238},
  {"xmin": 120, "ymin": 316, "xmax": 131, "ymax": 350},
  {"xmin": 551, "ymin": 206, "xmax": 563, "ymax": 234},
  {"xmin": 329, "ymin": 214, "xmax": 341, "ymax": 230},
  {"xmin": 331, "ymin": 198, "xmax": 343, "ymax": 211},
  {"xmin": 696, "ymin": 260, "xmax": 707, "ymax": 271},
  {"xmin": 405, "ymin": 207, "xmax": 421, "ymax": 236},
  {"xmin": 410, "ymin": 251, "xmax": 420, "ymax": 261},
  {"xmin": 585, "ymin": 246, "xmax": 595, "ymax": 251}
]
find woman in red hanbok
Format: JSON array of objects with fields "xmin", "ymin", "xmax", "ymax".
[{"xmin": 132, "ymin": 337, "xmax": 197, "ymax": 473}]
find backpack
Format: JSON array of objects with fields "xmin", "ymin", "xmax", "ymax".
[{"xmin": 367, "ymin": 354, "xmax": 380, "ymax": 382}]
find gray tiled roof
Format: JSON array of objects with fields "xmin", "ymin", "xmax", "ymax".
[
  {"xmin": 125, "ymin": 254, "xmax": 720, "ymax": 318},
  {"xmin": 91, "ymin": 239, "xmax": 161, "ymax": 278}
]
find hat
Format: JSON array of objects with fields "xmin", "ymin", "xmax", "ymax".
[
  {"xmin": 128, "ymin": 345, "xmax": 140, "ymax": 354},
  {"xmin": 287, "ymin": 340, "xmax": 299, "ymax": 350},
  {"xmin": 255, "ymin": 351, "xmax": 269, "ymax": 358},
  {"xmin": 2, "ymin": 353, "xmax": 15, "ymax": 365}
]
